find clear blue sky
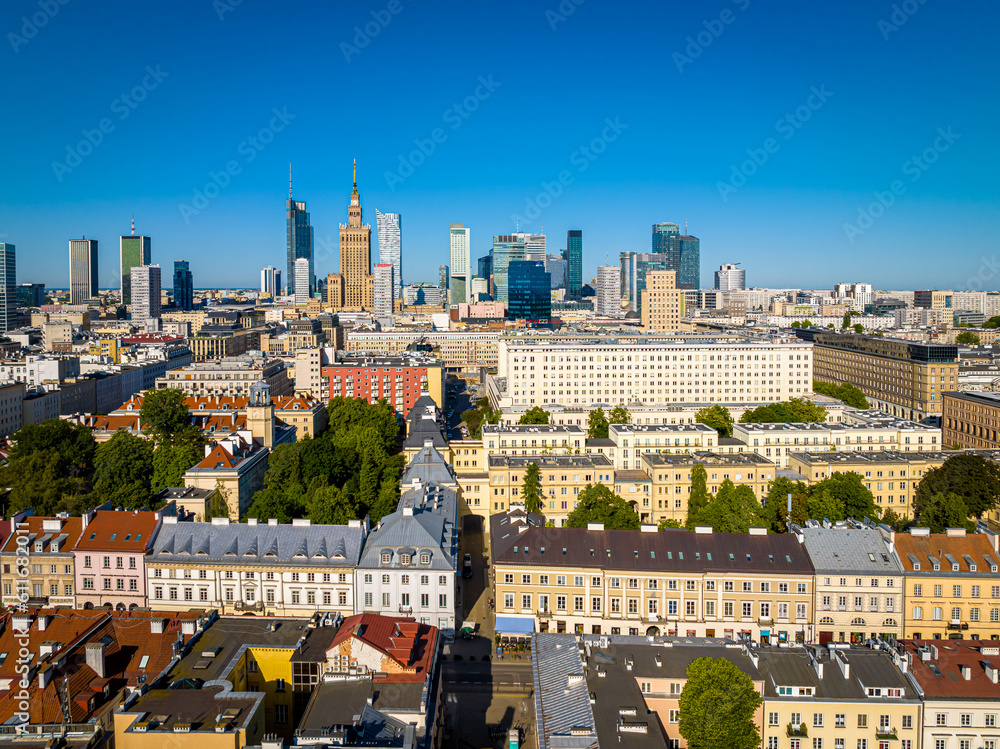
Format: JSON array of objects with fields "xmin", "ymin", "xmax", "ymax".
[{"xmin": 2, "ymin": 0, "xmax": 998, "ymax": 291}]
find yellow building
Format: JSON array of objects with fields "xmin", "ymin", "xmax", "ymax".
[
  {"xmin": 640, "ymin": 269, "xmax": 685, "ymax": 332},
  {"xmin": 0, "ymin": 515, "xmax": 86, "ymax": 608},
  {"xmin": 605, "ymin": 423, "xmax": 719, "ymax": 469}
]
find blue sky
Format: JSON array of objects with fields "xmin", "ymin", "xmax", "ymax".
[{"xmin": 1, "ymin": 0, "xmax": 998, "ymax": 291}]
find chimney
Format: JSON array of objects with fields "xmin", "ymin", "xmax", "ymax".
[
  {"xmin": 151, "ymin": 619, "xmax": 166, "ymax": 634},
  {"xmin": 960, "ymin": 664, "xmax": 972, "ymax": 681},
  {"xmin": 38, "ymin": 667, "xmax": 52, "ymax": 689},
  {"xmin": 834, "ymin": 651, "xmax": 850, "ymax": 679},
  {"xmin": 85, "ymin": 642, "xmax": 106, "ymax": 678},
  {"xmin": 37, "ymin": 615, "xmax": 50, "ymax": 632}
]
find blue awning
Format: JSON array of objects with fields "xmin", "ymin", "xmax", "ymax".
[{"xmin": 494, "ymin": 615, "xmax": 535, "ymax": 635}]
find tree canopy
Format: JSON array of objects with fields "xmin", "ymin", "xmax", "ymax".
[
  {"xmin": 565, "ymin": 483, "xmax": 640, "ymax": 530},
  {"xmin": 812, "ymin": 380, "xmax": 869, "ymax": 409},
  {"xmin": 956, "ymin": 331, "xmax": 981, "ymax": 346},
  {"xmin": 695, "ymin": 405, "xmax": 733, "ymax": 438},
  {"xmin": 140, "ymin": 388, "xmax": 191, "ymax": 439},
  {"xmin": 688, "ymin": 479, "xmax": 763, "ymax": 533},
  {"xmin": 915, "ymin": 454, "xmax": 1000, "ymax": 520},
  {"xmin": 916, "ymin": 492, "xmax": 975, "ymax": 533},
  {"xmin": 756, "ymin": 471, "xmax": 881, "ymax": 533},
  {"xmin": 521, "ymin": 462, "xmax": 542, "ymax": 513},
  {"xmin": 92, "ymin": 431, "xmax": 155, "ymax": 509},
  {"xmin": 608, "ymin": 405, "xmax": 630, "ymax": 425},
  {"xmin": 587, "ymin": 408, "xmax": 609, "ymax": 440},
  {"xmin": 461, "ymin": 397, "xmax": 500, "ymax": 439},
  {"xmin": 518, "ymin": 406, "xmax": 550, "ymax": 425},
  {"xmin": 1, "ymin": 419, "xmax": 96, "ymax": 516},
  {"xmin": 739, "ymin": 398, "xmax": 827, "ymax": 424},
  {"xmin": 685, "ymin": 464, "xmax": 710, "ymax": 530},
  {"xmin": 678, "ymin": 657, "xmax": 762, "ymax": 749}
]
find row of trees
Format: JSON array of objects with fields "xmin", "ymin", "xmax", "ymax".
[
  {"xmin": 738, "ymin": 398, "xmax": 827, "ymax": 424},
  {"xmin": 587, "ymin": 406, "xmax": 630, "ymax": 439},
  {"xmin": 811, "ymin": 380, "xmax": 870, "ymax": 409}
]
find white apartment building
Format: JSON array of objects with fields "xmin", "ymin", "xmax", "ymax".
[
  {"xmin": 714, "ymin": 263, "xmax": 746, "ymax": 291},
  {"xmin": 376, "ymin": 209, "xmax": 402, "ymax": 301},
  {"xmin": 346, "ymin": 329, "xmax": 499, "ymax": 370},
  {"xmin": 482, "ymin": 423, "xmax": 586, "ymax": 455},
  {"xmin": 833, "ymin": 282, "xmax": 874, "ymax": 312},
  {"xmin": 155, "ymin": 355, "xmax": 292, "ymax": 397},
  {"xmin": 496, "ymin": 336, "xmax": 814, "ymax": 409},
  {"xmin": 595, "ymin": 265, "xmax": 620, "ymax": 317},
  {"xmin": 448, "ymin": 223, "xmax": 471, "ymax": 305},
  {"xmin": 130, "ymin": 264, "xmax": 161, "ymax": 321},
  {"xmin": 294, "ymin": 257, "xmax": 310, "ymax": 305},
  {"xmin": 373, "ymin": 262, "xmax": 394, "ymax": 317},
  {"xmin": 606, "ymin": 423, "xmax": 719, "ymax": 469}
]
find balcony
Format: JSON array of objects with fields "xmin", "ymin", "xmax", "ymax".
[
  {"xmin": 398, "ymin": 606, "xmax": 413, "ymax": 615},
  {"xmin": 787, "ymin": 724, "xmax": 808, "ymax": 738},
  {"xmin": 875, "ymin": 729, "xmax": 897, "ymax": 741}
]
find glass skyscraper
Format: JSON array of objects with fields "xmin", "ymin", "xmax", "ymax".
[
  {"xmin": 478, "ymin": 254, "xmax": 493, "ymax": 298},
  {"xmin": 491, "ymin": 234, "xmax": 527, "ymax": 303},
  {"xmin": 69, "ymin": 238, "xmax": 98, "ymax": 304},
  {"xmin": 507, "ymin": 260, "xmax": 550, "ymax": 321},
  {"xmin": 376, "ymin": 209, "xmax": 402, "ymax": 303},
  {"xmin": 173, "ymin": 260, "xmax": 194, "ymax": 310},
  {"xmin": 565, "ymin": 229, "xmax": 583, "ymax": 300},
  {"xmin": 652, "ymin": 222, "xmax": 700, "ymax": 289},
  {"xmin": 120, "ymin": 220, "xmax": 151, "ymax": 306},
  {"xmin": 286, "ymin": 182, "xmax": 314, "ymax": 296},
  {"xmin": 0, "ymin": 244, "xmax": 15, "ymax": 333}
]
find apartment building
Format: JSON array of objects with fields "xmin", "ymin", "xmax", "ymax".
[
  {"xmin": 486, "ymin": 453, "xmax": 616, "ymax": 523},
  {"xmin": 901, "ymin": 639, "xmax": 1000, "ymax": 749},
  {"xmin": 73, "ymin": 510, "xmax": 162, "ymax": 610},
  {"xmin": 147, "ymin": 517, "xmax": 365, "ymax": 615},
  {"xmin": 942, "ymin": 390, "xmax": 1000, "ymax": 449},
  {"xmin": 181, "ymin": 432, "xmax": 272, "ymax": 519},
  {"xmin": 794, "ymin": 329, "xmax": 958, "ymax": 420},
  {"xmin": 496, "ymin": 335, "xmax": 814, "ymax": 409},
  {"xmin": 0, "ymin": 515, "xmax": 86, "ymax": 608},
  {"xmin": 606, "ymin": 423, "xmax": 719, "ymax": 469},
  {"xmin": 799, "ymin": 523, "xmax": 905, "ymax": 643},
  {"xmin": 345, "ymin": 329, "xmax": 499, "ymax": 372},
  {"xmin": 0, "ymin": 381, "xmax": 24, "ymax": 438},
  {"xmin": 640, "ymin": 270, "xmax": 685, "ymax": 331},
  {"xmin": 895, "ymin": 527, "xmax": 1000, "ymax": 640},
  {"xmin": 155, "ymin": 355, "xmax": 292, "ymax": 397},
  {"xmin": 491, "ymin": 523, "xmax": 814, "ymax": 641},
  {"xmin": 482, "ymin": 423, "xmax": 586, "ymax": 455},
  {"xmin": 733, "ymin": 419, "xmax": 942, "ymax": 468},
  {"xmin": 643, "ymin": 452, "xmax": 775, "ymax": 527},
  {"xmin": 322, "ymin": 353, "xmax": 444, "ymax": 417}
]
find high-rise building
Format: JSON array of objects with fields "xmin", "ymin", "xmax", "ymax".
[
  {"xmin": 130, "ymin": 264, "xmax": 161, "ymax": 322},
  {"xmin": 641, "ymin": 270, "xmax": 685, "ymax": 331},
  {"xmin": 375, "ymin": 209, "xmax": 402, "ymax": 303},
  {"xmin": 69, "ymin": 238, "xmax": 98, "ymax": 304},
  {"xmin": 833, "ymin": 282, "xmax": 874, "ymax": 312},
  {"xmin": 0, "ymin": 244, "xmax": 15, "ymax": 333},
  {"xmin": 652, "ymin": 222, "xmax": 700, "ymax": 289},
  {"xmin": 714, "ymin": 263, "xmax": 746, "ymax": 291},
  {"xmin": 373, "ymin": 262, "xmax": 395, "ymax": 317},
  {"xmin": 478, "ymin": 255, "xmax": 493, "ymax": 297},
  {"xmin": 491, "ymin": 235, "xmax": 527, "ymax": 303},
  {"xmin": 260, "ymin": 266, "xmax": 281, "ymax": 296},
  {"xmin": 438, "ymin": 265, "xmax": 449, "ymax": 296},
  {"xmin": 294, "ymin": 258, "xmax": 310, "ymax": 305},
  {"xmin": 914, "ymin": 290, "xmax": 953, "ymax": 309},
  {"xmin": 449, "ymin": 223, "xmax": 471, "ymax": 305},
  {"xmin": 522, "ymin": 233, "xmax": 546, "ymax": 263},
  {"xmin": 507, "ymin": 261, "xmax": 551, "ymax": 321},
  {"xmin": 546, "ymin": 254, "xmax": 567, "ymax": 290},
  {"xmin": 595, "ymin": 265, "xmax": 620, "ymax": 318},
  {"xmin": 120, "ymin": 219, "xmax": 151, "ymax": 305},
  {"xmin": 470, "ymin": 277, "xmax": 490, "ymax": 301},
  {"xmin": 565, "ymin": 230, "xmax": 582, "ymax": 300},
  {"xmin": 620, "ymin": 252, "xmax": 668, "ymax": 313},
  {"xmin": 286, "ymin": 170, "xmax": 314, "ymax": 296},
  {"xmin": 16, "ymin": 283, "xmax": 45, "ymax": 308},
  {"xmin": 173, "ymin": 260, "xmax": 194, "ymax": 310},
  {"xmin": 339, "ymin": 161, "xmax": 373, "ymax": 309}
]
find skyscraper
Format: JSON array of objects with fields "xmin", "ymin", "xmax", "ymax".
[
  {"xmin": 507, "ymin": 261, "xmax": 551, "ymax": 321},
  {"xmin": 522, "ymin": 233, "xmax": 546, "ymax": 263},
  {"xmin": 0, "ymin": 244, "xmax": 15, "ymax": 333},
  {"xmin": 565, "ymin": 230, "xmax": 583, "ymax": 300},
  {"xmin": 595, "ymin": 265, "xmax": 621, "ymax": 318},
  {"xmin": 172, "ymin": 260, "xmax": 194, "ymax": 310},
  {"xmin": 491, "ymin": 234, "xmax": 527, "ymax": 304},
  {"xmin": 449, "ymin": 223, "xmax": 471, "ymax": 305},
  {"xmin": 69, "ymin": 238, "xmax": 98, "ymax": 304},
  {"xmin": 130, "ymin": 264, "xmax": 161, "ymax": 322},
  {"xmin": 260, "ymin": 266, "xmax": 281, "ymax": 296},
  {"xmin": 373, "ymin": 262, "xmax": 394, "ymax": 317},
  {"xmin": 652, "ymin": 222, "xmax": 700, "ymax": 289},
  {"xmin": 286, "ymin": 169, "xmax": 314, "ymax": 296},
  {"xmin": 16, "ymin": 284, "xmax": 45, "ymax": 308},
  {"xmin": 439, "ymin": 265, "xmax": 449, "ymax": 295},
  {"xmin": 375, "ymin": 209, "xmax": 402, "ymax": 304},
  {"xmin": 339, "ymin": 161, "xmax": 373, "ymax": 309},
  {"xmin": 120, "ymin": 218, "xmax": 151, "ymax": 305},
  {"xmin": 620, "ymin": 252, "xmax": 668, "ymax": 313},
  {"xmin": 714, "ymin": 263, "xmax": 746, "ymax": 291},
  {"xmin": 545, "ymin": 254, "xmax": 567, "ymax": 290},
  {"xmin": 478, "ymin": 254, "xmax": 493, "ymax": 297},
  {"xmin": 294, "ymin": 258, "xmax": 310, "ymax": 305},
  {"xmin": 641, "ymin": 270, "xmax": 685, "ymax": 331}
]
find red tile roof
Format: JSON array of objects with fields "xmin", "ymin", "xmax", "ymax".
[
  {"xmin": 894, "ymin": 532, "xmax": 999, "ymax": 573},
  {"xmin": 328, "ymin": 614, "xmax": 436, "ymax": 682},
  {"xmin": 0, "ymin": 516, "xmax": 86, "ymax": 553},
  {"xmin": 902, "ymin": 639, "xmax": 1000, "ymax": 699},
  {"xmin": 73, "ymin": 510, "xmax": 160, "ymax": 552}
]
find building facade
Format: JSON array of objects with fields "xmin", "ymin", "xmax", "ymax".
[
  {"xmin": 373, "ymin": 262, "xmax": 394, "ymax": 317},
  {"xmin": 69, "ymin": 238, "xmax": 99, "ymax": 304},
  {"xmin": 595, "ymin": 264, "xmax": 620, "ymax": 317},
  {"xmin": 0, "ymin": 515, "xmax": 86, "ymax": 608},
  {"xmin": 564, "ymin": 229, "xmax": 583, "ymax": 300},
  {"xmin": 321, "ymin": 353, "xmax": 444, "ymax": 416},
  {"xmin": 0, "ymin": 243, "xmax": 15, "ymax": 333},
  {"xmin": 640, "ymin": 270, "xmax": 685, "ymax": 331},
  {"xmin": 286, "ymin": 180, "xmax": 314, "ymax": 296},
  {"xmin": 376, "ymin": 209, "xmax": 402, "ymax": 302},
  {"xmin": 119, "ymin": 222, "xmax": 151, "ymax": 306},
  {"xmin": 294, "ymin": 257, "xmax": 310, "ymax": 305},
  {"xmin": 507, "ymin": 260, "xmax": 550, "ymax": 321},
  {"xmin": 130, "ymin": 264, "xmax": 161, "ymax": 321},
  {"xmin": 73, "ymin": 510, "xmax": 161, "ymax": 610},
  {"xmin": 448, "ymin": 222, "xmax": 470, "ymax": 305},
  {"xmin": 714, "ymin": 262, "xmax": 746, "ymax": 291},
  {"xmin": 652, "ymin": 222, "xmax": 700, "ymax": 289},
  {"xmin": 339, "ymin": 162, "xmax": 373, "ymax": 309},
  {"xmin": 942, "ymin": 390, "xmax": 1000, "ymax": 450},
  {"xmin": 172, "ymin": 260, "xmax": 194, "ymax": 310}
]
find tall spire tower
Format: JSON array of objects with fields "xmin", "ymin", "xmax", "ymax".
[
  {"xmin": 286, "ymin": 170, "xmax": 314, "ymax": 296},
  {"xmin": 339, "ymin": 160, "xmax": 373, "ymax": 309}
]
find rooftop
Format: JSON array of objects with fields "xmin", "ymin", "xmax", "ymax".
[
  {"xmin": 901, "ymin": 640, "xmax": 1000, "ymax": 699},
  {"xmin": 483, "ymin": 423, "xmax": 585, "ymax": 434},
  {"xmin": 893, "ymin": 530, "xmax": 1000, "ymax": 575},
  {"xmin": 74, "ymin": 510, "xmax": 160, "ymax": 552},
  {"xmin": 488, "ymin": 454, "xmax": 614, "ymax": 469},
  {"xmin": 799, "ymin": 525, "xmax": 903, "ymax": 574},
  {"xmin": 642, "ymin": 450, "xmax": 773, "ymax": 468}
]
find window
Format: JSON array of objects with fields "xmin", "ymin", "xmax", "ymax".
[
  {"xmin": 986, "ymin": 714, "xmax": 997, "ymax": 727},
  {"xmin": 814, "ymin": 713, "xmax": 824, "ymax": 727},
  {"xmin": 935, "ymin": 713, "xmax": 947, "ymax": 726},
  {"xmin": 835, "ymin": 714, "xmax": 845, "ymax": 728},
  {"xmin": 858, "ymin": 714, "xmax": 868, "ymax": 728},
  {"xmin": 669, "ymin": 709, "xmax": 679, "ymax": 723},
  {"xmin": 791, "ymin": 713, "xmax": 802, "ymax": 727},
  {"xmin": 275, "ymin": 704, "xmax": 288, "ymax": 724},
  {"xmin": 768, "ymin": 712, "xmax": 779, "ymax": 727},
  {"xmin": 961, "ymin": 714, "xmax": 971, "ymax": 727},
  {"xmin": 901, "ymin": 715, "xmax": 912, "ymax": 729},
  {"xmin": 275, "ymin": 678, "xmax": 286, "ymax": 692}
]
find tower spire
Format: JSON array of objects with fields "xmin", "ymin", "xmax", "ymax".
[
  {"xmin": 131, "ymin": 215, "xmax": 135, "ymax": 236},
  {"xmin": 289, "ymin": 163, "xmax": 293, "ymax": 199},
  {"xmin": 353, "ymin": 159, "xmax": 357, "ymax": 189}
]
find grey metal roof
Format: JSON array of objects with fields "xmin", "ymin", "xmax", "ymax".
[
  {"xmin": 757, "ymin": 646, "xmax": 914, "ymax": 701},
  {"xmin": 800, "ymin": 526, "xmax": 904, "ymax": 574},
  {"xmin": 151, "ymin": 521, "xmax": 365, "ymax": 567},
  {"xmin": 400, "ymin": 444, "xmax": 456, "ymax": 487},
  {"xmin": 359, "ymin": 508, "xmax": 455, "ymax": 571},
  {"xmin": 533, "ymin": 633, "xmax": 599, "ymax": 749}
]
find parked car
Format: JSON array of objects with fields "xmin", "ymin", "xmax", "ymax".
[{"xmin": 463, "ymin": 553, "xmax": 473, "ymax": 578}]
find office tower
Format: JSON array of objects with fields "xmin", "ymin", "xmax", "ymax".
[
  {"xmin": 641, "ymin": 270, "xmax": 686, "ymax": 331},
  {"xmin": 69, "ymin": 238, "xmax": 99, "ymax": 304},
  {"xmin": 375, "ymin": 209, "xmax": 402, "ymax": 303},
  {"xmin": 448, "ymin": 223, "xmax": 471, "ymax": 305},
  {"xmin": 0, "ymin": 244, "xmax": 15, "ymax": 333},
  {"xmin": 120, "ymin": 218, "xmax": 151, "ymax": 305},
  {"xmin": 374, "ymin": 263, "xmax": 395, "ymax": 317},
  {"xmin": 294, "ymin": 258, "xmax": 310, "ymax": 305},
  {"xmin": 339, "ymin": 161, "xmax": 374, "ymax": 309},
  {"xmin": 16, "ymin": 283, "xmax": 45, "ymax": 308},
  {"xmin": 507, "ymin": 261, "xmax": 551, "ymax": 321},
  {"xmin": 260, "ymin": 266, "xmax": 281, "ymax": 296},
  {"xmin": 326, "ymin": 273, "xmax": 344, "ymax": 309},
  {"xmin": 652, "ymin": 222, "xmax": 700, "ymax": 289},
  {"xmin": 130, "ymin": 264, "xmax": 161, "ymax": 321},
  {"xmin": 478, "ymin": 255, "xmax": 493, "ymax": 297},
  {"xmin": 518, "ymin": 232, "xmax": 546, "ymax": 263},
  {"xmin": 546, "ymin": 254, "xmax": 567, "ymax": 290},
  {"xmin": 491, "ymin": 234, "xmax": 527, "ymax": 304},
  {"xmin": 565, "ymin": 230, "xmax": 583, "ymax": 300},
  {"xmin": 714, "ymin": 263, "xmax": 746, "ymax": 291},
  {"xmin": 595, "ymin": 265, "xmax": 621, "ymax": 318},
  {"xmin": 286, "ymin": 169, "xmax": 314, "ymax": 296},
  {"xmin": 438, "ymin": 265, "xmax": 449, "ymax": 296},
  {"xmin": 620, "ymin": 252, "xmax": 668, "ymax": 313},
  {"xmin": 470, "ymin": 277, "xmax": 489, "ymax": 301},
  {"xmin": 173, "ymin": 260, "xmax": 194, "ymax": 310}
]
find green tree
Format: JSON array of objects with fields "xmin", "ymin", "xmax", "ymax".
[
  {"xmin": 759, "ymin": 476, "xmax": 810, "ymax": 532},
  {"xmin": 306, "ymin": 482, "xmax": 357, "ymax": 525},
  {"xmin": 151, "ymin": 429, "xmax": 207, "ymax": 492},
  {"xmin": 984, "ymin": 316, "xmax": 1000, "ymax": 329},
  {"xmin": 92, "ymin": 431, "xmax": 155, "ymax": 509},
  {"xmin": 842, "ymin": 311, "xmax": 851, "ymax": 329},
  {"xmin": 518, "ymin": 406, "xmax": 550, "ymax": 425},
  {"xmin": 956, "ymin": 331, "xmax": 981, "ymax": 346},
  {"xmin": 915, "ymin": 454, "xmax": 1000, "ymax": 519},
  {"xmin": 691, "ymin": 480, "xmax": 762, "ymax": 533},
  {"xmin": 678, "ymin": 657, "xmax": 762, "ymax": 749},
  {"xmin": 685, "ymin": 465, "xmax": 710, "ymax": 530},
  {"xmin": 587, "ymin": 408, "xmax": 610, "ymax": 440},
  {"xmin": 327, "ymin": 396, "xmax": 399, "ymax": 455},
  {"xmin": 917, "ymin": 492, "xmax": 975, "ymax": 533},
  {"xmin": 808, "ymin": 487, "xmax": 845, "ymax": 523},
  {"xmin": 853, "ymin": 323, "xmax": 864, "ymax": 334},
  {"xmin": 791, "ymin": 321, "xmax": 801, "ymax": 328},
  {"xmin": 880, "ymin": 507, "xmax": 907, "ymax": 531},
  {"xmin": 140, "ymin": 388, "xmax": 191, "ymax": 439},
  {"xmin": 462, "ymin": 397, "xmax": 501, "ymax": 439},
  {"xmin": 608, "ymin": 405, "xmax": 630, "ymax": 425},
  {"xmin": 812, "ymin": 381, "xmax": 869, "ymax": 409},
  {"xmin": 801, "ymin": 319, "xmax": 813, "ymax": 327},
  {"xmin": 565, "ymin": 483, "xmax": 640, "ymax": 530},
  {"xmin": 811, "ymin": 472, "xmax": 880, "ymax": 520},
  {"xmin": 246, "ymin": 485, "xmax": 302, "ymax": 524},
  {"xmin": 695, "ymin": 405, "xmax": 733, "ymax": 438},
  {"xmin": 739, "ymin": 399, "xmax": 826, "ymax": 424},
  {"xmin": 205, "ymin": 482, "xmax": 231, "ymax": 520},
  {"xmin": 658, "ymin": 518, "xmax": 682, "ymax": 529},
  {"xmin": 521, "ymin": 462, "xmax": 542, "ymax": 513}
]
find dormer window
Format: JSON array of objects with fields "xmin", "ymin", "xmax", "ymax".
[
  {"xmin": 420, "ymin": 553, "xmax": 430, "ymax": 565},
  {"xmin": 400, "ymin": 554, "xmax": 411, "ymax": 566},
  {"xmin": 381, "ymin": 552, "xmax": 392, "ymax": 564},
  {"xmin": 913, "ymin": 563, "xmax": 920, "ymax": 571},
  {"xmin": 34, "ymin": 543, "xmax": 43, "ymax": 552}
]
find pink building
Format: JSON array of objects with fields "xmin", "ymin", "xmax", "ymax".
[
  {"xmin": 73, "ymin": 510, "xmax": 162, "ymax": 610},
  {"xmin": 451, "ymin": 302, "xmax": 506, "ymax": 320}
]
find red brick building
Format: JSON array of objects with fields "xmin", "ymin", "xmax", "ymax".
[{"xmin": 321, "ymin": 354, "xmax": 443, "ymax": 418}]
